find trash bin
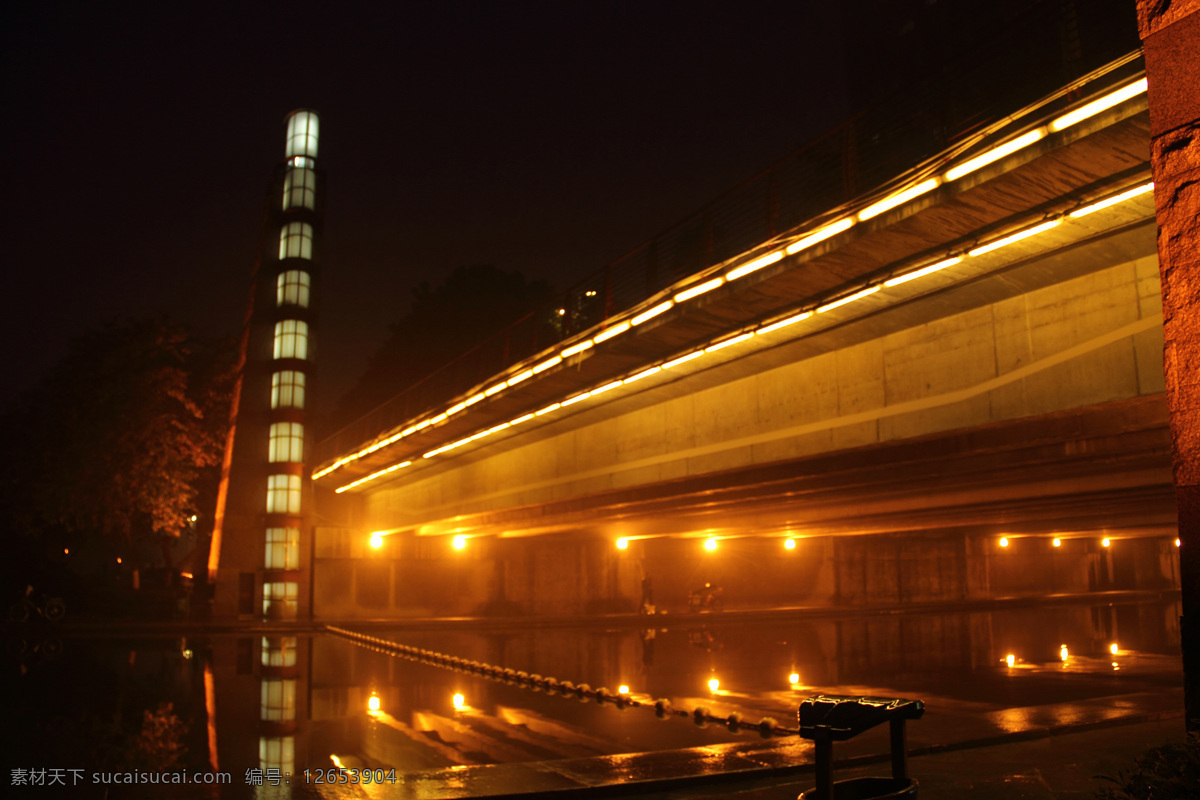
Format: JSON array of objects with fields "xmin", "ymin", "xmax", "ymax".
[{"xmin": 797, "ymin": 694, "xmax": 924, "ymax": 800}]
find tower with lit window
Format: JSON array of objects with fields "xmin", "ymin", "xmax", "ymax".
[{"xmin": 209, "ymin": 110, "xmax": 322, "ymax": 620}]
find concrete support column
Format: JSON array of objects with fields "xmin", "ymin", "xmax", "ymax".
[{"xmin": 1138, "ymin": 0, "xmax": 1200, "ymax": 730}]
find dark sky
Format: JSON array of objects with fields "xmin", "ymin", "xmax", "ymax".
[{"xmin": 1, "ymin": 1, "xmax": 847, "ymax": 415}]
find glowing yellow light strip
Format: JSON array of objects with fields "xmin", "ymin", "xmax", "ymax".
[
  {"xmin": 632, "ymin": 300, "xmax": 674, "ymax": 325},
  {"xmin": 968, "ymin": 218, "xmax": 1061, "ymax": 257},
  {"xmin": 817, "ymin": 285, "xmax": 881, "ymax": 313},
  {"xmin": 705, "ymin": 333, "xmax": 754, "ymax": 352},
  {"xmin": 786, "ymin": 217, "xmax": 855, "ymax": 255},
  {"xmin": 884, "ymin": 256, "xmax": 964, "ymax": 287},
  {"xmin": 674, "ymin": 277, "xmax": 725, "ymax": 303},
  {"xmin": 1068, "ymin": 181, "xmax": 1153, "ymax": 218},
  {"xmin": 857, "ymin": 178, "xmax": 941, "ymax": 221},
  {"xmin": 315, "ymin": 201, "xmax": 1060, "ymax": 485},
  {"xmin": 944, "ymin": 129, "xmax": 1045, "ymax": 182},
  {"xmin": 338, "ymin": 256, "xmax": 948, "ymax": 489},
  {"xmin": 624, "ymin": 366, "xmax": 661, "ymax": 384},
  {"xmin": 322, "ymin": 206, "xmax": 872, "ymax": 481},
  {"xmin": 594, "ymin": 321, "xmax": 631, "ymax": 343},
  {"xmin": 757, "ymin": 311, "xmax": 813, "ymax": 335},
  {"xmin": 1050, "ymin": 78, "xmax": 1147, "ymax": 132},
  {"xmin": 533, "ymin": 355, "xmax": 562, "ymax": 373},
  {"xmin": 562, "ymin": 340, "xmax": 593, "ymax": 357},
  {"xmin": 663, "ymin": 350, "xmax": 704, "ymax": 369},
  {"xmin": 507, "ymin": 369, "xmax": 534, "ymax": 386},
  {"xmin": 336, "ymin": 461, "xmax": 412, "ymax": 493},
  {"xmin": 725, "ymin": 250, "xmax": 783, "ymax": 281}
]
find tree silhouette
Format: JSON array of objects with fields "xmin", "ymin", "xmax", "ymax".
[{"xmin": 0, "ymin": 319, "xmax": 234, "ymax": 555}]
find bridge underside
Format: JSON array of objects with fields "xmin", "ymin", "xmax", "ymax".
[
  {"xmin": 313, "ymin": 228, "xmax": 1176, "ymax": 618},
  {"xmin": 419, "ymin": 394, "xmax": 1173, "ymax": 544},
  {"xmin": 311, "ymin": 64, "xmax": 1177, "ymax": 619}
]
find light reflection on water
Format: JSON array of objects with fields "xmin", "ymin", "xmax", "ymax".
[{"xmin": 2, "ymin": 599, "xmax": 1182, "ymax": 797}]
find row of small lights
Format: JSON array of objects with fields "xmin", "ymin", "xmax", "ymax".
[
  {"xmin": 322, "ymin": 77, "xmax": 1150, "ymax": 493},
  {"xmin": 370, "ymin": 532, "xmax": 1182, "ymax": 553},
  {"xmin": 621, "ymin": 536, "xmax": 797, "ymax": 552},
  {"xmin": 998, "ymin": 536, "xmax": 1180, "ymax": 548},
  {"xmin": 369, "ymin": 533, "xmax": 802, "ymax": 551},
  {"xmin": 371, "ymin": 655, "xmax": 1132, "ymax": 711},
  {"xmin": 367, "ymin": 670, "xmax": 809, "ymax": 717},
  {"xmin": 375, "ymin": 651, "xmax": 1141, "ymax": 717},
  {"xmin": 362, "ymin": 641, "xmax": 1135, "ymax": 720},
  {"xmin": 1006, "ymin": 642, "xmax": 1126, "ymax": 671}
]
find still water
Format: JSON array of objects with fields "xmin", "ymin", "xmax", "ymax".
[{"xmin": 3, "ymin": 598, "xmax": 1182, "ymax": 798}]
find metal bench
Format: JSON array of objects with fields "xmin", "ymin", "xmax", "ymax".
[{"xmin": 797, "ymin": 695, "xmax": 925, "ymax": 800}]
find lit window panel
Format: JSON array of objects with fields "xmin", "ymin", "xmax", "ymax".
[
  {"xmin": 262, "ymin": 581, "xmax": 298, "ymax": 617},
  {"xmin": 276, "ymin": 270, "xmax": 311, "ymax": 307},
  {"xmin": 285, "ymin": 111, "xmax": 319, "ymax": 159},
  {"xmin": 278, "ymin": 222, "xmax": 313, "ymax": 260},
  {"xmin": 266, "ymin": 475, "xmax": 301, "ymax": 514},
  {"xmin": 282, "ymin": 166, "xmax": 315, "ymax": 210},
  {"xmin": 264, "ymin": 528, "xmax": 299, "ymax": 570},
  {"xmin": 273, "ymin": 320, "xmax": 309, "ymax": 360},
  {"xmin": 268, "ymin": 422, "xmax": 304, "ymax": 463},
  {"xmin": 270, "ymin": 371, "xmax": 306, "ymax": 409}
]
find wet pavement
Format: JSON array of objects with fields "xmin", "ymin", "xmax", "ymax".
[
  {"xmin": 309, "ymin": 692, "xmax": 1183, "ymax": 798},
  {"xmin": 618, "ymin": 715, "xmax": 1189, "ymax": 800}
]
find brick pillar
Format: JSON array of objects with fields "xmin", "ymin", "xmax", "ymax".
[{"xmin": 1138, "ymin": 0, "xmax": 1200, "ymax": 731}]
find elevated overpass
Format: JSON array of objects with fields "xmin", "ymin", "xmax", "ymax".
[{"xmin": 311, "ymin": 53, "xmax": 1179, "ymax": 618}]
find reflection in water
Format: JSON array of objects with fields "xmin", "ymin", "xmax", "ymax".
[
  {"xmin": 300, "ymin": 599, "xmax": 1181, "ymax": 774},
  {"xmin": 2, "ymin": 598, "xmax": 1182, "ymax": 796}
]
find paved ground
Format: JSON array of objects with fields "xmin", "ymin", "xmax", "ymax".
[
  {"xmin": 306, "ymin": 705, "xmax": 1187, "ymax": 799},
  {"xmin": 629, "ymin": 716, "xmax": 1189, "ymax": 800}
]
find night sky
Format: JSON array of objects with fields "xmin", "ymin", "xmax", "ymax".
[{"xmin": 1, "ymin": 1, "xmax": 847, "ymax": 417}]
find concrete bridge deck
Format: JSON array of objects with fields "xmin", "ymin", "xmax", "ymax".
[
  {"xmin": 305, "ymin": 55, "xmax": 1175, "ymax": 622},
  {"xmin": 313, "ymin": 60, "xmax": 1154, "ymax": 498}
]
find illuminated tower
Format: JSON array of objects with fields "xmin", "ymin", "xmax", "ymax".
[{"xmin": 209, "ymin": 110, "xmax": 322, "ymax": 620}]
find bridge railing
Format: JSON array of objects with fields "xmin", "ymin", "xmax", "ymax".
[{"xmin": 317, "ymin": 9, "xmax": 1140, "ymax": 464}]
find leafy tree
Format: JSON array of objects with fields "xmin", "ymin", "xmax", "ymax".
[{"xmin": 0, "ymin": 319, "xmax": 234, "ymax": 562}]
